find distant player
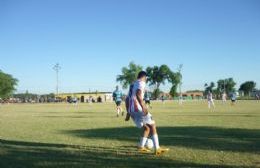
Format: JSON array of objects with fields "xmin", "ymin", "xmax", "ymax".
[
  {"xmin": 256, "ymin": 94, "xmax": 259, "ymax": 101},
  {"xmin": 207, "ymin": 91, "xmax": 215, "ymax": 109},
  {"xmin": 161, "ymin": 95, "xmax": 166, "ymax": 104},
  {"xmin": 113, "ymin": 86, "xmax": 123, "ymax": 117},
  {"xmin": 179, "ymin": 95, "xmax": 183, "ymax": 105},
  {"xmin": 125, "ymin": 71, "xmax": 169, "ymax": 156},
  {"xmin": 71, "ymin": 97, "xmax": 78, "ymax": 105},
  {"xmin": 222, "ymin": 92, "xmax": 227, "ymax": 104},
  {"xmin": 144, "ymin": 90, "xmax": 152, "ymax": 109},
  {"xmin": 231, "ymin": 92, "xmax": 237, "ymax": 106}
]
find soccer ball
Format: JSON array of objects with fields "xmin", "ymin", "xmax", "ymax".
[{"xmin": 145, "ymin": 138, "xmax": 154, "ymax": 149}]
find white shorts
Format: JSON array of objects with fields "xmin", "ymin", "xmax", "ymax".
[
  {"xmin": 130, "ymin": 111, "xmax": 155, "ymax": 128},
  {"xmin": 208, "ymin": 99, "xmax": 214, "ymax": 103}
]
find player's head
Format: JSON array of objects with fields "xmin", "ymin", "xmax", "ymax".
[
  {"xmin": 116, "ymin": 85, "xmax": 119, "ymax": 90},
  {"xmin": 137, "ymin": 71, "xmax": 147, "ymax": 82}
]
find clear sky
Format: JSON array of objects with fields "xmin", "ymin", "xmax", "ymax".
[{"xmin": 0, "ymin": 0, "xmax": 260, "ymax": 94}]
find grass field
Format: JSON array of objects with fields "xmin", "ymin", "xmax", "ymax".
[{"xmin": 0, "ymin": 101, "xmax": 260, "ymax": 168}]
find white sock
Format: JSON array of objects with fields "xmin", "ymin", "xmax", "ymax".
[
  {"xmin": 117, "ymin": 108, "xmax": 119, "ymax": 115},
  {"xmin": 152, "ymin": 134, "xmax": 160, "ymax": 149},
  {"xmin": 140, "ymin": 137, "xmax": 148, "ymax": 148}
]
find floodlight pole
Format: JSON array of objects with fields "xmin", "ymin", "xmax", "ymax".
[
  {"xmin": 224, "ymin": 79, "xmax": 226, "ymax": 93},
  {"xmin": 53, "ymin": 63, "xmax": 61, "ymax": 96},
  {"xmin": 178, "ymin": 64, "xmax": 183, "ymax": 105}
]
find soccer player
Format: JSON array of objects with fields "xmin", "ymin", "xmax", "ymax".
[
  {"xmin": 125, "ymin": 71, "xmax": 169, "ymax": 156},
  {"xmin": 161, "ymin": 95, "xmax": 165, "ymax": 104},
  {"xmin": 113, "ymin": 86, "xmax": 123, "ymax": 117},
  {"xmin": 144, "ymin": 90, "xmax": 152, "ymax": 109},
  {"xmin": 71, "ymin": 97, "xmax": 78, "ymax": 105},
  {"xmin": 231, "ymin": 92, "xmax": 237, "ymax": 106},
  {"xmin": 179, "ymin": 95, "xmax": 183, "ymax": 105},
  {"xmin": 256, "ymin": 94, "xmax": 259, "ymax": 101},
  {"xmin": 207, "ymin": 91, "xmax": 215, "ymax": 109},
  {"xmin": 222, "ymin": 92, "xmax": 227, "ymax": 104}
]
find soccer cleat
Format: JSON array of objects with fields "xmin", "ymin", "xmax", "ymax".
[
  {"xmin": 138, "ymin": 147, "xmax": 151, "ymax": 153},
  {"xmin": 155, "ymin": 147, "xmax": 170, "ymax": 156}
]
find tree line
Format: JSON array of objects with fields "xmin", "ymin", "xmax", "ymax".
[
  {"xmin": 12, "ymin": 91, "xmax": 56, "ymax": 103},
  {"xmin": 0, "ymin": 70, "xmax": 55, "ymax": 103},
  {"xmin": 117, "ymin": 62, "xmax": 258, "ymax": 99},
  {"xmin": 0, "ymin": 67, "xmax": 258, "ymax": 101},
  {"xmin": 204, "ymin": 78, "xmax": 257, "ymax": 98},
  {"xmin": 0, "ymin": 70, "xmax": 18, "ymax": 99},
  {"xmin": 116, "ymin": 62, "xmax": 181, "ymax": 99}
]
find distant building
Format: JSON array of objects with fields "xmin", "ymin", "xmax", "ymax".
[
  {"xmin": 158, "ymin": 90, "xmax": 204, "ymax": 100},
  {"xmin": 158, "ymin": 92, "xmax": 171, "ymax": 100},
  {"xmin": 56, "ymin": 92, "xmax": 113, "ymax": 103},
  {"xmin": 182, "ymin": 91, "xmax": 204, "ymax": 99}
]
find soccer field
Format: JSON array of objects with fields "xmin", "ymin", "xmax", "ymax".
[{"xmin": 0, "ymin": 101, "xmax": 260, "ymax": 168}]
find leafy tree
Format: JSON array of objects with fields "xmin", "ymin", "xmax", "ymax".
[
  {"xmin": 146, "ymin": 65, "xmax": 171, "ymax": 88},
  {"xmin": 146, "ymin": 65, "xmax": 171, "ymax": 99},
  {"xmin": 239, "ymin": 81, "xmax": 256, "ymax": 96},
  {"xmin": 204, "ymin": 78, "xmax": 236, "ymax": 98},
  {"xmin": 13, "ymin": 91, "xmax": 39, "ymax": 102},
  {"xmin": 117, "ymin": 63, "xmax": 181, "ymax": 99},
  {"xmin": 169, "ymin": 85, "xmax": 178, "ymax": 98},
  {"xmin": 116, "ymin": 62, "xmax": 143, "ymax": 89},
  {"xmin": 152, "ymin": 88, "xmax": 161, "ymax": 99},
  {"xmin": 0, "ymin": 70, "xmax": 18, "ymax": 99},
  {"xmin": 217, "ymin": 78, "xmax": 236, "ymax": 94},
  {"xmin": 204, "ymin": 82, "xmax": 215, "ymax": 95},
  {"xmin": 168, "ymin": 71, "xmax": 181, "ymax": 97}
]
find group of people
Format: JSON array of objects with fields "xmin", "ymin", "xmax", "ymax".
[
  {"xmin": 113, "ymin": 86, "xmax": 152, "ymax": 117},
  {"xmin": 113, "ymin": 71, "xmax": 257, "ymax": 155},
  {"xmin": 207, "ymin": 91, "xmax": 237, "ymax": 109}
]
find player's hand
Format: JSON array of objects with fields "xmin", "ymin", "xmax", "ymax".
[
  {"xmin": 143, "ymin": 107, "xmax": 148, "ymax": 115},
  {"xmin": 143, "ymin": 113, "xmax": 152, "ymax": 120},
  {"xmin": 125, "ymin": 113, "xmax": 130, "ymax": 121}
]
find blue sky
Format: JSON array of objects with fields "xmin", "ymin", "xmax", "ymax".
[{"xmin": 0, "ymin": 0, "xmax": 260, "ymax": 94}]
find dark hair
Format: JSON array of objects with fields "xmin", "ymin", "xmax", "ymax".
[{"xmin": 137, "ymin": 71, "xmax": 147, "ymax": 79}]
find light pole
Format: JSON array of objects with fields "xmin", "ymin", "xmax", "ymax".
[
  {"xmin": 222, "ymin": 79, "xmax": 227, "ymax": 103},
  {"xmin": 53, "ymin": 63, "xmax": 61, "ymax": 96},
  {"xmin": 224, "ymin": 79, "xmax": 226, "ymax": 93},
  {"xmin": 178, "ymin": 64, "xmax": 183, "ymax": 105}
]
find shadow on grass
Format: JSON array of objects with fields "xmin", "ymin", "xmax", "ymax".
[
  {"xmin": 40, "ymin": 115, "xmax": 112, "ymax": 119},
  {"xmin": 37, "ymin": 111, "xmax": 114, "ymax": 119},
  {"xmin": 169, "ymin": 114, "xmax": 260, "ymax": 117},
  {"xmin": 63, "ymin": 126, "xmax": 260, "ymax": 153},
  {"xmin": 0, "ymin": 139, "xmax": 252, "ymax": 168}
]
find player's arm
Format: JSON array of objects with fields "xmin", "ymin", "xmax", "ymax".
[
  {"xmin": 112, "ymin": 92, "xmax": 115, "ymax": 101},
  {"xmin": 124, "ymin": 96, "xmax": 131, "ymax": 121},
  {"xmin": 125, "ymin": 113, "xmax": 130, "ymax": 121},
  {"xmin": 136, "ymin": 89, "xmax": 148, "ymax": 115}
]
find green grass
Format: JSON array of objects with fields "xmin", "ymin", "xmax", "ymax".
[{"xmin": 0, "ymin": 101, "xmax": 260, "ymax": 168}]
